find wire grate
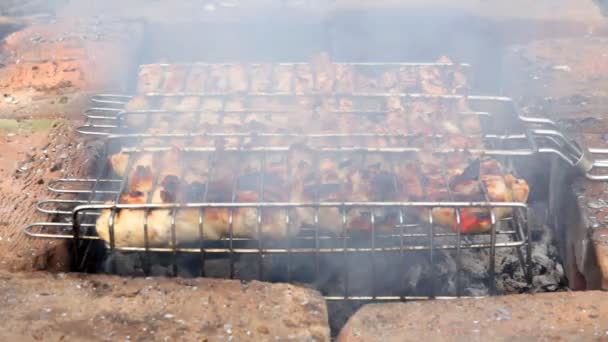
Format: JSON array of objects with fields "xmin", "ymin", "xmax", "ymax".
[{"xmin": 23, "ymin": 60, "xmax": 604, "ymax": 300}]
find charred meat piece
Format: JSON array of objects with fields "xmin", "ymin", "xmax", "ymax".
[
  {"xmin": 161, "ymin": 65, "xmax": 189, "ymax": 93},
  {"xmin": 137, "ymin": 64, "xmax": 164, "ymax": 92},
  {"xmin": 419, "ymin": 158, "xmax": 529, "ymax": 233}
]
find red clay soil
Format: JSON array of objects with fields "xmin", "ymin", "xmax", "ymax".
[{"xmin": 0, "ymin": 120, "xmax": 92, "ymax": 272}]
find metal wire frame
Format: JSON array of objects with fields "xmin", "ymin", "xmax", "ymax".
[
  {"xmin": 77, "ymin": 92, "xmax": 608, "ymax": 180},
  {"xmin": 135, "ymin": 61, "xmax": 471, "ymax": 95},
  {"xmin": 24, "ymin": 88, "xmax": 560, "ymax": 299},
  {"xmin": 26, "ymin": 200, "xmax": 528, "ymax": 249},
  {"xmin": 23, "ymin": 64, "xmax": 572, "ymax": 298},
  {"xmin": 25, "ymin": 200, "xmax": 529, "ymax": 300},
  {"xmin": 25, "ymin": 139, "xmax": 531, "ymax": 300}
]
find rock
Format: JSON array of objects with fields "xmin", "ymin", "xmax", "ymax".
[
  {"xmin": 337, "ymin": 292, "xmax": 608, "ymax": 342},
  {"xmin": 0, "ymin": 270, "xmax": 330, "ymax": 341}
]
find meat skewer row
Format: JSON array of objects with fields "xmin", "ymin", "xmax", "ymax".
[
  {"xmin": 98, "ymin": 149, "xmax": 296, "ymax": 247},
  {"xmin": 116, "ymin": 95, "xmax": 484, "ymax": 149},
  {"xmin": 418, "ymin": 158, "xmax": 529, "ymax": 233},
  {"xmin": 135, "ymin": 55, "xmax": 467, "ymax": 95},
  {"xmin": 100, "ymin": 146, "xmax": 527, "ymax": 247}
]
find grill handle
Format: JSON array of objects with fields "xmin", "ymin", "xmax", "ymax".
[{"xmin": 523, "ymin": 118, "xmax": 608, "ymax": 180}]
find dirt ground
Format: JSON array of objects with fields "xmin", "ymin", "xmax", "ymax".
[{"xmin": 0, "ymin": 118, "xmax": 94, "ymax": 272}]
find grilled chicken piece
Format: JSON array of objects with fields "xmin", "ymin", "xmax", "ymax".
[
  {"xmin": 208, "ymin": 64, "xmax": 229, "ymax": 92},
  {"xmin": 289, "ymin": 151, "xmax": 398, "ymax": 234},
  {"xmin": 250, "ymin": 64, "xmax": 273, "ymax": 92},
  {"xmin": 419, "ymin": 65, "xmax": 445, "ymax": 95},
  {"xmin": 335, "ymin": 64, "xmax": 355, "ymax": 92},
  {"xmin": 395, "ymin": 161, "xmax": 424, "ymax": 199},
  {"xmin": 175, "ymin": 96, "xmax": 201, "ymax": 111},
  {"xmin": 273, "ymin": 64, "xmax": 294, "ymax": 92},
  {"xmin": 294, "ymin": 64, "xmax": 314, "ymax": 93},
  {"xmin": 109, "ymin": 148, "xmax": 184, "ymax": 191},
  {"xmin": 232, "ymin": 171, "xmax": 294, "ymax": 238},
  {"xmin": 123, "ymin": 95, "xmax": 150, "ymax": 128},
  {"xmin": 381, "ymin": 70, "xmax": 399, "ymax": 92},
  {"xmin": 450, "ymin": 69, "xmax": 467, "ymax": 94},
  {"xmin": 184, "ymin": 65, "xmax": 208, "ymax": 92},
  {"xmin": 354, "ymin": 70, "xmax": 380, "ymax": 92},
  {"xmin": 421, "ymin": 158, "xmax": 529, "ymax": 233},
  {"xmin": 159, "ymin": 96, "xmax": 182, "ymax": 111},
  {"xmin": 161, "ymin": 65, "xmax": 189, "ymax": 93},
  {"xmin": 454, "ymin": 98, "xmax": 482, "ymax": 134},
  {"xmin": 96, "ymin": 176, "xmax": 226, "ymax": 247},
  {"xmin": 96, "ymin": 191, "xmax": 172, "ymax": 247},
  {"xmin": 96, "ymin": 170, "xmax": 296, "ymax": 247},
  {"xmin": 200, "ymin": 97, "xmax": 224, "ymax": 111},
  {"xmin": 227, "ymin": 64, "xmax": 248, "ymax": 92},
  {"xmin": 312, "ymin": 52, "xmax": 335, "ymax": 92},
  {"xmin": 110, "ymin": 152, "xmax": 154, "ymax": 179},
  {"xmin": 137, "ymin": 64, "xmax": 164, "ymax": 92},
  {"xmin": 164, "ymin": 96, "xmax": 200, "ymax": 130},
  {"xmin": 125, "ymin": 95, "xmax": 149, "ymax": 111},
  {"xmin": 437, "ymin": 56, "xmax": 467, "ymax": 94},
  {"xmin": 399, "ymin": 66, "xmax": 419, "ymax": 92}
]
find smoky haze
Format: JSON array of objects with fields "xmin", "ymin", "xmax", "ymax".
[{"xmin": 7, "ymin": 0, "xmax": 591, "ymax": 334}]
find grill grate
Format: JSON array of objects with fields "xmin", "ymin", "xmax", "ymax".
[{"xmin": 23, "ymin": 61, "xmax": 608, "ymax": 300}]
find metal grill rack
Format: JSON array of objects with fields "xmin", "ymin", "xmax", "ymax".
[
  {"xmin": 23, "ymin": 61, "xmax": 608, "ymax": 301},
  {"xmin": 134, "ymin": 61, "xmax": 472, "ymax": 95}
]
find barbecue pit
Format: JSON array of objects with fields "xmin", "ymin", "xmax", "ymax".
[
  {"xmin": 23, "ymin": 57, "xmax": 604, "ymax": 331},
  {"xmin": 6, "ymin": 0, "xmax": 608, "ymax": 338}
]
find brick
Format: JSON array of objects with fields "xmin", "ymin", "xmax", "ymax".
[
  {"xmin": 593, "ymin": 229, "xmax": 608, "ymax": 290},
  {"xmin": 338, "ymin": 292, "xmax": 608, "ymax": 342},
  {"xmin": 0, "ymin": 271, "xmax": 330, "ymax": 342}
]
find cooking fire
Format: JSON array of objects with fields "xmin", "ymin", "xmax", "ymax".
[
  {"xmin": 30, "ymin": 54, "xmax": 573, "ymax": 306},
  {"xmin": 4, "ymin": 1, "xmax": 608, "ymax": 340}
]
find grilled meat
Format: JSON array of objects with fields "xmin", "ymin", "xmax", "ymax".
[
  {"xmin": 95, "ymin": 55, "xmax": 526, "ymax": 248},
  {"xmin": 312, "ymin": 52, "xmax": 335, "ymax": 92},
  {"xmin": 420, "ymin": 158, "xmax": 529, "ymax": 233},
  {"xmin": 208, "ymin": 64, "xmax": 230, "ymax": 92},
  {"xmin": 134, "ymin": 55, "xmax": 466, "ymax": 95},
  {"xmin": 161, "ymin": 65, "xmax": 189, "ymax": 93},
  {"xmin": 137, "ymin": 64, "xmax": 164, "ymax": 93},
  {"xmin": 184, "ymin": 65, "xmax": 208, "ymax": 92},
  {"xmin": 294, "ymin": 64, "xmax": 314, "ymax": 93},
  {"xmin": 250, "ymin": 63, "xmax": 273, "ymax": 92},
  {"xmin": 100, "ymin": 144, "xmax": 528, "ymax": 244},
  {"xmin": 227, "ymin": 64, "xmax": 248, "ymax": 92}
]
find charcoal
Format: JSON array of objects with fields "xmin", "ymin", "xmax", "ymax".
[
  {"xmin": 103, "ymin": 252, "xmax": 140, "ymax": 276},
  {"xmin": 532, "ymin": 274, "xmax": 560, "ymax": 292}
]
